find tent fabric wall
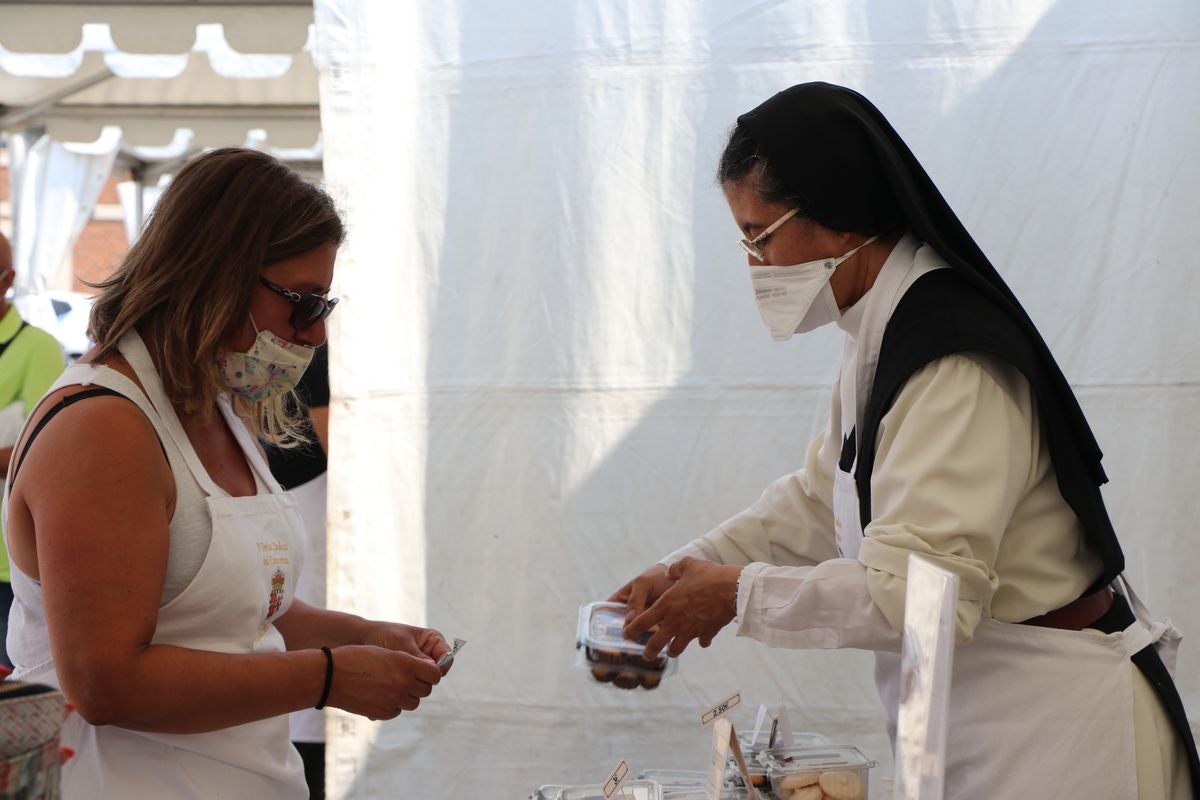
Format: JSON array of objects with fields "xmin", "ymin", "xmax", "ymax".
[
  {"xmin": 9, "ymin": 125, "xmax": 118, "ymax": 329},
  {"xmin": 312, "ymin": 1, "xmax": 1200, "ymax": 796}
]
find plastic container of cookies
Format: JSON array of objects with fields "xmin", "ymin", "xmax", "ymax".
[
  {"xmin": 576, "ymin": 602, "xmax": 677, "ymax": 690},
  {"xmin": 761, "ymin": 744, "xmax": 877, "ymax": 800},
  {"xmin": 725, "ymin": 729, "xmax": 827, "ymax": 791},
  {"xmin": 556, "ymin": 779, "xmax": 663, "ymax": 800},
  {"xmin": 662, "ymin": 790, "xmax": 752, "ymax": 799}
]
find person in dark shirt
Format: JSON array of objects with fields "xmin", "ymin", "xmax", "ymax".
[{"xmin": 265, "ymin": 342, "xmax": 329, "ymax": 800}]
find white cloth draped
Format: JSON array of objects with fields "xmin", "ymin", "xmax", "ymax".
[
  {"xmin": 311, "ymin": 1, "xmax": 1200, "ymax": 796},
  {"xmin": 9, "ymin": 127, "xmax": 119, "ymax": 330}
]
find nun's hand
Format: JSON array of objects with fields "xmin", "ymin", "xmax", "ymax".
[
  {"xmin": 624, "ymin": 558, "xmax": 742, "ymax": 660},
  {"xmin": 609, "ymin": 563, "xmax": 672, "ymax": 625}
]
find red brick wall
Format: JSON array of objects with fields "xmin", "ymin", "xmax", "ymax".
[
  {"xmin": 72, "ymin": 168, "xmax": 131, "ymax": 291},
  {"xmin": 95, "ymin": 168, "xmax": 122, "ymax": 205},
  {"xmin": 72, "ymin": 220, "xmax": 128, "ymax": 292}
]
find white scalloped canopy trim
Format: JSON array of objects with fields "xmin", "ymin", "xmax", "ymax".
[{"xmin": 0, "ymin": 3, "xmax": 313, "ymax": 55}]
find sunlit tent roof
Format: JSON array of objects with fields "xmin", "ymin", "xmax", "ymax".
[
  {"xmin": 0, "ymin": 1, "xmax": 319, "ymax": 154},
  {"xmin": 0, "ymin": 1, "xmax": 321, "ymax": 334}
]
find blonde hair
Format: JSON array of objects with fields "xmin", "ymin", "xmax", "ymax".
[{"xmin": 89, "ymin": 147, "xmax": 344, "ymax": 446}]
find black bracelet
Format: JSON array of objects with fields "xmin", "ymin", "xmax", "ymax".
[{"xmin": 315, "ymin": 646, "xmax": 334, "ymax": 710}]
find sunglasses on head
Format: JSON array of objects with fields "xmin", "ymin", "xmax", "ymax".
[{"xmin": 259, "ymin": 278, "xmax": 339, "ymax": 331}]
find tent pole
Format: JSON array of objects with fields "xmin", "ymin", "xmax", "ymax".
[
  {"xmin": 0, "ymin": 67, "xmax": 116, "ymax": 132},
  {"xmin": 131, "ymin": 162, "xmax": 145, "ymax": 239}
]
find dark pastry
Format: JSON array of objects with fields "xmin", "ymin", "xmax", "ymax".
[
  {"xmin": 591, "ymin": 665, "xmax": 615, "ymax": 682},
  {"xmin": 612, "ymin": 671, "xmax": 641, "ymax": 690}
]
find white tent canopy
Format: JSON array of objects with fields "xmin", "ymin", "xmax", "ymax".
[
  {"xmin": 0, "ymin": 1, "xmax": 311, "ymax": 55},
  {"xmin": 0, "ymin": 10, "xmax": 319, "ymax": 150},
  {"xmin": 1, "ymin": 1, "xmax": 320, "ymax": 333},
  {"xmin": 313, "ymin": 1, "xmax": 1200, "ymax": 797}
]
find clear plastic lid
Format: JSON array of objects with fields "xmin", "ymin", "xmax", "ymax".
[
  {"xmin": 737, "ymin": 729, "xmax": 829, "ymax": 754},
  {"xmin": 530, "ymin": 786, "xmax": 568, "ymax": 800},
  {"xmin": 663, "ymin": 790, "xmax": 751, "ymax": 800},
  {"xmin": 636, "ymin": 769, "xmax": 707, "ymax": 791},
  {"xmin": 577, "ymin": 602, "xmax": 672, "ymax": 667},
  {"xmin": 557, "ymin": 779, "xmax": 663, "ymax": 800},
  {"xmin": 761, "ymin": 743, "xmax": 879, "ymax": 773}
]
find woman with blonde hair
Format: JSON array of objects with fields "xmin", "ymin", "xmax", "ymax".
[{"xmin": 3, "ymin": 147, "xmax": 450, "ymax": 797}]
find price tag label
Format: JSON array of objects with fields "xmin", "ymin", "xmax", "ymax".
[
  {"xmin": 700, "ymin": 690, "xmax": 742, "ymax": 728},
  {"xmin": 603, "ymin": 758, "xmax": 629, "ymax": 799}
]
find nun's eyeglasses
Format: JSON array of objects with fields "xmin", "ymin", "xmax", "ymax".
[
  {"xmin": 739, "ymin": 207, "xmax": 800, "ymax": 262},
  {"xmin": 259, "ymin": 278, "xmax": 340, "ymax": 331}
]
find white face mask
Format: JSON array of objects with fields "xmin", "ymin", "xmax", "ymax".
[
  {"xmin": 749, "ymin": 236, "xmax": 877, "ymax": 341},
  {"xmin": 218, "ymin": 316, "xmax": 315, "ymax": 401}
]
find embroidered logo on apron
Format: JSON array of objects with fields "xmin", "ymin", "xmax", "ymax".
[{"xmin": 267, "ymin": 568, "xmax": 286, "ymax": 620}]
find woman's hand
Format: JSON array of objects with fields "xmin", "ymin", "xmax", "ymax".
[
  {"xmin": 609, "ymin": 563, "xmax": 673, "ymax": 624},
  {"xmin": 361, "ymin": 622, "xmax": 453, "ymax": 675},
  {"xmin": 325, "ymin": 645, "xmax": 443, "ymax": 720},
  {"xmin": 623, "ymin": 558, "xmax": 743, "ymax": 660}
]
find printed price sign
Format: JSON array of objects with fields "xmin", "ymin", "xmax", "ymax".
[
  {"xmin": 705, "ymin": 718, "xmax": 763, "ymax": 800},
  {"xmin": 603, "ymin": 758, "xmax": 629, "ymax": 799},
  {"xmin": 700, "ymin": 690, "xmax": 742, "ymax": 728}
]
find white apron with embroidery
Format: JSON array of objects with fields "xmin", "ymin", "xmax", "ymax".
[
  {"xmin": 9, "ymin": 332, "xmax": 308, "ymax": 798},
  {"xmin": 832, "ymin": 240, "xmax": 1181, "ymax": 797}
]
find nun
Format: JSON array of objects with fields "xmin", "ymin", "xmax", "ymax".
[{"xmin": 612, "ymin": 82, "xmax": 1198, "ymax": 798}]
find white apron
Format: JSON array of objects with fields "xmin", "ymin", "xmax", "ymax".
[
  {"xmin": 839, "ymin": 476, "xmax": 1180, "ymax": 798},
  {"xmin": 826, "ymin": 245, "xmax": 1183, "ymax": 797},
  {"xmin": 12, "ymin": 332, "xmax": 309, "ymax": 798}
]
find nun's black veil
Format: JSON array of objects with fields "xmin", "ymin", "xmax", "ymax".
[{"xmin": 737, "ymin": 82, "xmax": 1108, "ymax": 488}]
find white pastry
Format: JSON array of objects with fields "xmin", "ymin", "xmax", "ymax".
[
  {"xmin": 787, "ymin": 785, "xmax": 823, "ymax": 800},
  {"xmin": 818, "ymin": 769, "xmax": 866, "ymax": 800},
  {"xmin": 779, "ymin": 771, "xmax": 820, "ymax": 790}
]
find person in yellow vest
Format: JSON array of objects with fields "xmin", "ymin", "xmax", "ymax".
[{"xmin": 0, "ymin": 231, "xmax": 66, "ymax": 669}]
